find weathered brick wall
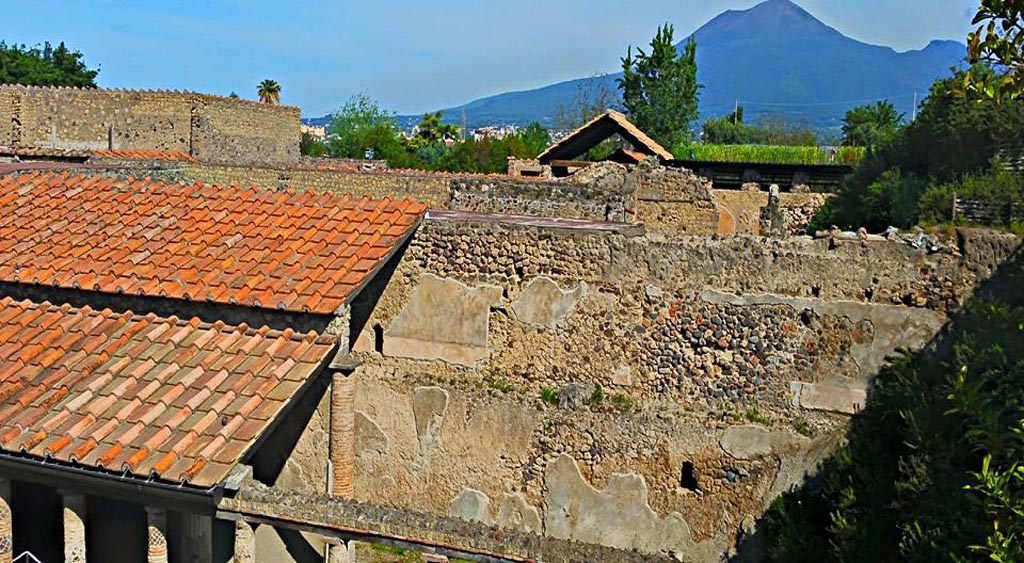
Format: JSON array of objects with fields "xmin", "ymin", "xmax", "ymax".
[
  {"xmin": 0, "ymin": 86, "xmax": 300, "ymax": 165},
  {"xmin": 331, "ymin": 221, "xmax": 1020, "ymax": 561},
  {"xmin": 9, "ymin": 86, "xmax": 192, "ymax": 152},
  {"xmin": 0, "ymin": 89, "xmax": 19, "ymax": 147},
  {"xmin": 189, "ymin": 95, "xmax": 299, "ymax": 164},
  {"xmin": 449, "ymin": 177, "xmax": 631, "ymax": 221}
]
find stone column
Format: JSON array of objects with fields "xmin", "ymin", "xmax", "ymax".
[
  {"xmin": 0, "ymin": 479, "xmax": 11, "ymax": 563},
  {"xmin": 61, "ymin": 491, "xmax": 87, "ymax": 563},
  {"xmin": 232, "ymin": 520, "xmax": 256, "ymax": 563},
  {"xmin": 146, "ymin": 507, "xmax": 169, "ymax": 563},
  {"xmin": 181, "ymin": 513, "xmax": 212, "ymax": 563},
  {"xmin": 330, "ymin": 371, "xmax": 356, "ymax": 499}
]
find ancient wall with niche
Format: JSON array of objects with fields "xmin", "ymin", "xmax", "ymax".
[{"xmin": 265, "ymin": 214, "xmax": 1019, "ymax": 561}]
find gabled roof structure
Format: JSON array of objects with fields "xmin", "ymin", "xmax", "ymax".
[
  {"xmin": 537, "ymin": 110, "xmax": 674, "ymax": 165},
  {"xmin": 0, "ymin": 172, "xmax": 427, "ymax": 315},
  {"xmin": 0, "ymin": 296, "xmax": 336, "ymax": 487}
]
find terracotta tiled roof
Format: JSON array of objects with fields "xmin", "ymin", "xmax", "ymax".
[
  {"xmin": 0, "ymin": 296, "xmax": 337, "ymax": 487},
  {"xmin": 91, "ymin": 150, "xmax": 197, "ymax": 163},
  {"xmin": 537, "ymin": 110, "xmax": 673, "ymax": 163},
  {"xmin": 0, "ymin": 172, "xmax": 426, "ymax": 315}
]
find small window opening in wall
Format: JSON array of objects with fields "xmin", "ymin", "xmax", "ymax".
[
  {"xmin": 680, "ymin": 461, "xmax": 699, "ymax": 491},
  {"xmin": 373, "ymin": 324, "xmax": 384, "ymax": 354},
  {"xmin": 810, "ymin": 285, "xmax": 821, "ymax": 298}
]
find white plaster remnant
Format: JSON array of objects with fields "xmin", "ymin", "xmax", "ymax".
[
  {"xmin": 385, "ymin": 275, "xmax": 503, "ymax": 367},
  {"xmin": 355, "ymin": 412, "xmax": 389, "ymax": 458},
  {"xmin": 719, "ymin": 425, "xmax": 808, "ymax": 460},
  {"xmin": 412, "ymin": 386, "xmax": 449, "ymax": 470},
  {"xmin": 543, "ymin": 454, "xmax": 716, "ymax": 561},
  {"xmin": 511, "ymin": 277, "xmax": 587, "ymax": 328},
  {"xmin": 790, "ymin": 381, "xmax": 868, "ymax": 414},
  {"xmin": 448, "ymin": 489, "xmax": 493, "ymax": 525}
]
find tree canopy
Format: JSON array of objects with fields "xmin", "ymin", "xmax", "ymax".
[
  {"xmin": 841, "ymin": 101, "xmax": 904, "ymax": 149},
  {"xmin": 0, "ymin": 41, "xmax": 98, "ymax": 87},
  {"xmin": 257, "ymin": 79, "xmax": 281, "ymax": 104},
  {"xmin": 965, "ymin": 0, "xmax": 1024, "ymax": 100},
  {"xmin": 618, "ymin": 24, "xmax": 701, "ymax": 149}
]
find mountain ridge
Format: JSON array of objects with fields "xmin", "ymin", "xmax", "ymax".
[{"xmin": 307, "ymin": 0, "xmax": 966, "ymax": 133}]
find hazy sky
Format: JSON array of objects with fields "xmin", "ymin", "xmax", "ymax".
[{"xmin": 4, "ymin": 1, "xmax": 978, "ymax": 116}]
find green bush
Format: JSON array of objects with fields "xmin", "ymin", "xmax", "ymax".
[
  {"xmin": 673, "ymin": 144, "xmax": 864, "ymax": 166},
  {"xmin": 761, "ymin": 254, "xmax": 1024, "ymax": 562},
  {"xmin": 540, "ymin": 387, "xmax": 559, "ymax": 405}
]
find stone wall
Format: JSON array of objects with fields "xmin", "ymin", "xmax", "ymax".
[
  {"xmin": 320, "ymin": 220, "xmax": 1019, "ymax": 561},
  {"xmin": 449, "ymin": 176, "xmax": 632, "ymax": 222},
  {"xmin": 0, "ymin": 86, "xmax": 298, "ymax": 165},
  {"xmin": 714, "ymin": 189, "xmax": 830, "ymax": 236},
  {"xmin": 190, "ymin": 95, "xmax": 299, "ymax": 164}
]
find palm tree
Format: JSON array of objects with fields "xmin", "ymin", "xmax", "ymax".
[{"xmin": 257, "ymin": 79, "xmax": 281, "ymax": 104}]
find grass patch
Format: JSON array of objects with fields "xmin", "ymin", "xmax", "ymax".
[
  {"xmin": 540, "ymin": 387, "xmax": 559, "ymax": 405},
  {"xmin": 792, "ymin": 416, "xmax": 812, "ymax": 437},
  {"xmin": 589, "ymin": 383, "xmax": 605, "ymax": 405},
  {"xmin": 485, "ymin": 377, "xmax": 514, "ymax": 393},
  {"xmin": 674, "ymin": 143, "xmax": 864, "ymax": 166},
  {"xmin": 609, "ymin": 393, "xmax": 637, "ymax": 412},
  {"xmin": 744, "ymin": 406, "xmax": 773, "ymax": 426}
]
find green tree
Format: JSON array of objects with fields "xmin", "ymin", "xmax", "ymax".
[
  {"xmin": 517, "ymin": 122, "xmax": 551, "ymax": 156},
  {"xmin": 0, "ymin": 41, "xmax": 98, "ymax": 87},
  {"xmin": 326, "ymin": 93, "xmax": 406, "ymax": 163},
  {"xmin": 965, "ymin": 0, "xmax": 1024, "ymax": 100},
  {"xmin": 841, "ymin": 101, "xmax": 903, "ymax": 148},
  {"xmin": 257, "ymin": 79, "xmax": 281, "ymax": 104},
  {"xmin": 618, "ymin": 25, "xmax": 701, "ymax": 148},
  {"xmin": 404, "ymin": 111, "xmax": 460, "ymax": 151},
  {"xmin": 299, "ymin": 132, "xmax": 326, "ymax": 157}
]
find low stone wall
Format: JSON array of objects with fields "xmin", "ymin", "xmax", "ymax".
[{"xmin": 450, "ymin": 176, "xmax": 632, "ymax": 222}]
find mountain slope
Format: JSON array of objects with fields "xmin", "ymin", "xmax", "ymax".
[{"xmin": 404, "ymin": 0, "xmax": 965, "ymax": 131}]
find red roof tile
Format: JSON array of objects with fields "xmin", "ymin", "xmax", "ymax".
[
  {"xmin": 0, "ymin": 296, "xmax": 336, "ymax": 487},
  {"xmin": 91, "ymin": 150, "xmax": 197, "ymax": 163},
  {"xmin": 0, "ymin": 172, "xmax": 426, "ymax": 315}
]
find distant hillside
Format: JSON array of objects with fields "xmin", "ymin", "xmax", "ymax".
[{"xmin": 306, "ymin": 0, "xmax": 965, "ymax": 133}]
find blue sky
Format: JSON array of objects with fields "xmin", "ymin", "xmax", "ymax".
[{"xmin": 5, "ymin": 1, "xmax": 977, "ymax": 117}]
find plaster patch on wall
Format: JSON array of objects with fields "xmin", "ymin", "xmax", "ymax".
[
  {"xmin": 719, "ymin": 425, "xmax": 808, "ymax": 460},
  {"xmin": 511, "ymin": 277, "xmax": 587, "ymax": 328},
  {"xmin": 385, "ymin": 274, "xmax": 503, "ymax": 367},
  {"xmin": 412, "ymin": 386, "xmax": 449, "ymax": 470},
  {"xmin": 355, "ymin": 412, "xmax": 389, "ymax": 458},
  {"xmin": 448, "ymin": 489, "xmax": 494, "ymax": 525},
  {"xmin": 543, "ymin": 454, "xmax": 712, "ymax": 559},
  {"xmin": 497, "ymin": 492, "xmax": 543, "ymax": 534}
]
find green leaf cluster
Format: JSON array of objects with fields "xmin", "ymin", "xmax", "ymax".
[
  {"xmin": 0, "ymin": 41, "xmax": 98, "ymax": 87},
  {"xmin": 618, "ymin": 25, "xmax": 701, "ymax": 149}
]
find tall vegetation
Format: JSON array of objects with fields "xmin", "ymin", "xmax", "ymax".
[
  {"xmin": 326, "ymin": 94, "xmax": 550, "ymax": 174},
  {"xmin": 618, "ymin": 24, "xmax": 701, "ymax": 148},
  {"xmin": 0, "ymin": 41, "xmax": 98, "ymax": 87},
  {"xmin": 257, "ymin": 79, "xmax": 281, "ymax": 104},
  {"xmin": 813, "ymin": 70, "xmax": 1024, "ymax": 232},
  {"xmin": 841, "ymin": 101, "xmax": 903, "ymax": 149},
  {"xmin": 701, "ymin": 105, "xmax": 818, "ymax": 146}
]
